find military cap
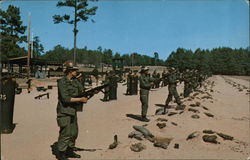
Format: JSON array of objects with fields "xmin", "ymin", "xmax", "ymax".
[{"xmin": 140, "ymin": 66, "xmax": 149, "ymax": 73}]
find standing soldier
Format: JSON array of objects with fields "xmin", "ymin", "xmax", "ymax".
[
  {"xmin": 109, "ymin": 70, "xmax": 120, "ymax": 100},
  {"xmin": 161, "ymin": 69, "xmax": 168, "ymax": 87},
  {"xmin": 126, "ymin": 70, "xmax": 132, "ymax": 95},
  {"xmin": 156, "ymin": 71, "xmax": 161, "ymax": 88},
  {"xmin": 131, "ymin": 70, "xmax": 139, "ymax": 95},
  {"xmin": 165, "ymin": 67, "xmax": 182, "ymax": 112},
  {"xmin": 102, "ymin": 71, "xmax": 110, "ymax": 102},
  {"xmin": 139, "ymin": 66, "xmax": 155, "ymax": 122},
  {"xmin": 152, "ymin": 69, "xmax": 158, "ymax": 88},
  {"xmin": 92, "ymin": 67, "xmax": 99, "ymax": 86},
  {"xmin": 56, "ymin": 60, "xmax": 87, "ymax": 160},
  {"xmin": 182, "ymin": 69, "xmax": 192, "ymax": 98}
]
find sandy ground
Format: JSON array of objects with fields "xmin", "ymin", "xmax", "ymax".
[{"xmin": 1, "ymin": 75, "xmax": 250, "ymax": 160}]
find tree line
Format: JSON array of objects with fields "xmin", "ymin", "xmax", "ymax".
[
  {"xmin": 41, "ymin": 45, "xmax": 165, "ymax": 66},
  {"xmin": 166, "ymin": 47, "xmax": 250, "ymax": 75}
]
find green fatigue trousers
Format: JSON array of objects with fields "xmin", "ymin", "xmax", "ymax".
[
  {"xmin": 57, "ymin": 115, "xmax": 78, "ymax": 152},
  {"xmin": 109, "ymin": 86, "xmax": 117, "ymax": 100},
  {"xmin": 140, "ymin": 89, "xmax": 149, "ymax": 117},
  {"xmin": 184, "ymin": 82, "xmax": 192, "ymax": 98},
  {"xmin": 165, "ymin": 85, "xmax": 181, "ymax": 105},
  {"xmin": 103, "ymin": 86, "xmax": 110, "ymax": 101}
]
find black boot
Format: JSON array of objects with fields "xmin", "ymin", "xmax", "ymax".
[
  {"xmin": 66, "ymin": 147, "xmax": 81, "ymax": 158},
  {"xmin": 141, "ymin": 116, "xmax": 150, "ymax": 122},
  {"xmin": 57, "ymin": 151, "xmax": 68, "ymax": 160}
]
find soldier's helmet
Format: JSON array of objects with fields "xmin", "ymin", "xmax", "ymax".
[
  {"xmin": 63, "ymin": 60, "xmax": 78, "ymax": 72},
  {"xmin": 140, "ymin": 66, "xmax": 149, "ymax": 73},
  {"xmin": 169, "ymin": 67, "xmax": 175, "ymax": 72}
]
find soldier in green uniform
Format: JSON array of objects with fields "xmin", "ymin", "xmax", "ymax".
[
  {"xmin": 56, "ymin": 61, "xmax": 87, "ymax": 160},
  {"xmin": 131, "ymin": 70, "xmax": 139, "ymax": 95},
  {"xmin": 182, "ymin": 69, "xmax": 193, "ymax": 98},
  {"xmin": 152, "ymin": 69, "xmax": 158, "ymax": 89},
  {"xmin": 126, "ymin": 70, "xmax": 132, "ymax": 95},
  {"xmin": 108, "ymin": 70, "xmax": 120, "ymax": 100},
  {"xmin": 139, "ymin": 66, "xmax": 155, "ymax": 122},
  {"xmin": 92, "ymin": 67, "xmax": 99, "ymax": 86},
  {"xmin": 165, "ymin": 67, "xmax": 182, "ymax": 110},
  {"xmin": 161, "ymin": 69, "xmax": 168, "ymax": 87},
  {"xmin": 102, "ymin": 71, "xmax": 110, "ymax": 101}
]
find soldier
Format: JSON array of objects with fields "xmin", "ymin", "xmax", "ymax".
[
  {"xmin": 56, "ymin": 60, "xmax": 87, "ymax": 160},
  {"xmin": 182, "ymin": 69, "xmax": 192, "ymax": 98},
  {"xmin": 161, "ymin": 69, "xmax": 168, "ymax": 87},
  {"xmin": 131, "ymin": 70, "xmax": 139, "ymax": 95},
  {"xmin": 165, "ymin": 67, "xmax": 182, "ymax": 110},
  {"xmin": 102, "ymin": 71, "xmax": 110, "ymax": 101},
  {"xmin": 92, "ymin": 67, "xmax": 99, "ymax": 86},
  {"xmin": 139, "ymin": 66, "xmax": 155, "ymax": 122},
  {"xmin": 126, "ymin": 70, "xmax": 132, "ymax": 95},
  {"xmin": 152, "ymin": 69, "xmax": 158, "ymax": 88},
  {"xmin": 108, "ymin": 70, "xmax": 120, "ymax": 100}
]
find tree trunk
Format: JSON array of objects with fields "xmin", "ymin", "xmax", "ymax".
[{"xmin": 73, "ymin": 0, "xmax": 77, "ymax": 63}]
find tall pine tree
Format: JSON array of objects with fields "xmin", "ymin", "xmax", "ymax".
[{"xmin": 0, "ymin": 5, "xmax": 27, "ymax": 59}]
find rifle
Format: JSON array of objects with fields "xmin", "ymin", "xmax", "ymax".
[
  {"xmin": 35, "ymin": 92, "xmax": 50, "ymax": 99},
  {"xmin": 77, "ymin": 83, "xmax": 109, "ymax": 100}
]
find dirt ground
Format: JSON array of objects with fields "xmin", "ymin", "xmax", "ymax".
[{"xmin": 1, "ymin": 75, "xmax": 250, "ymax": 160}]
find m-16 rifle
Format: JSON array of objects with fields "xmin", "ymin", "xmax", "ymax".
[{"xmin": 77, "ymin": 83, "xmax": 109, "ymax": 100}]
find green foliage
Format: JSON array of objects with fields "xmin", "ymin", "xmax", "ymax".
[
  {"xmin": 0, "ymin": 5, "xmax": 27, "ymax": 58},
  {"xmin": 53, "ymin": 0, "xmax": 98, "ymax": 62},
  {"xmin": 165, "ymin": 47, "xmax": 250, "ymax": 75},
  {"xmin": 32, "ymin": 36, "xmax": 44, "ymax": 58},
  {"xmin": 41, "ymin": 45, "xmax": 163, "ymax": 67}
]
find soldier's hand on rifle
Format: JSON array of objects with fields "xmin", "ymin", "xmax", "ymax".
[
  {"xmin": 150, "ymin": 82, "xmax": 154, "ymax": 86},
  {"xmin": 79, "ymin": 97, "xmax": 88, "ymax": 103}
]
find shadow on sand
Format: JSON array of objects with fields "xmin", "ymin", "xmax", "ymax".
[{"xmin": 126, "ymin": 114, "xmax": 145, "ymax": 122}]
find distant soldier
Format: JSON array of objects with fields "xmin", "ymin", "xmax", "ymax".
[
  {"xmin": 56, "ymin": 60, "xmax": 87, "ymax": 160},
  {"xmin": 165, "ymin": 67, "xmax": 182, "ymax": 110},
  {"xmin": 102, "ymin": 71, "xmax": 110, "ymax": 102},
  {"xmin": 108, "ymin": 70, "xmax": 120, "ymax": 100},
  {"xmin": 182, "ymin": 69, "xmax": 192, "ymax": 98},
  {"xmin": 161, "ymin": 69, "xmax": 168, "ymax": 87},
  {"xmin": 152, "ymin": 69, "xmax": 158, "ymax": 88},
  {"xmin": 139, "ymin": 66, "xmax": 155, "ymax": 122},
  {"xmin": 92, "ymin": 67, "xmax": 99, "ymax": 86},
  {"xmin": 131, "ymin": 70, "xmax": 139, "ymax": 95},
  {"xmin": 126, "ymin": 70, "xmax": 132, "ymax": 95}
]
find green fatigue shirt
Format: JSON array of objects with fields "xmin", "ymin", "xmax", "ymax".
[
  {"xmin": 167, "ymin": 73, "xmax": 178, "ymax": 86},
  {"xmin": 139, "ymin": 73, "xmax": 155, "ymax": 94},
  {"xmin": 57, "ymin": 76, "xmax": 84, "ymax": 116}
]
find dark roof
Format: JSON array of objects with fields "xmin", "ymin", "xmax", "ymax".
[{"xmin": 6, "ymin": 56, "xmax": 62, "ymax": 66}]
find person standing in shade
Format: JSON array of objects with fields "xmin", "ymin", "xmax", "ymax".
[
  {"xmin": 102, "ymin": 71, "xmax": 110, "ymax": 101},
  {"xmin": 152, "ymin": 69, "xmax": 158, "ymax": 88},
  {"xmin": 165, "ymin": 67, "xmax": 182, "ymax": 111},
  {"xmin": 108, "ymin": 70, "xmax": 120, "ymax": 100},
  {"xmin": 126, "ymin": 70, "xmax": 132, "ymax": 95},
  {"xmin": 182, "ymin": 69, "xmax": 192, "ymax": 98},
  {"xmin": 139, "ymin": 66, "xmax": 155, "ymax": 122},
  {"xmin": 56, "ymin": 61, "xmax": 87, "ymax": 160},
  {"xmin": 161, "ymin": 69, "xmax": 168, "ymax": 87},
  {"xmin": 131, "ymin": 70, "xmax": 139, "ymax": 95},
  {"xmin": 92, "ymin": 67, "xmax": 99, "ymax": 86}
]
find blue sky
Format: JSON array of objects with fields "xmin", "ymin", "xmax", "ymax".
[{"xmin": 2, "ymin": 0, "xmax": 249, "ymax": 60}]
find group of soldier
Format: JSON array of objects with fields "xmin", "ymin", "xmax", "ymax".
[{"xmin": 54, "ymin": 60, "xmax": 210, "ymax": 160}]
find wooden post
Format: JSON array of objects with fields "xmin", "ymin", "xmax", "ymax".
[{"xmin": 27, "ymin": 13, "xmax": 31, "ymax": 79}]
